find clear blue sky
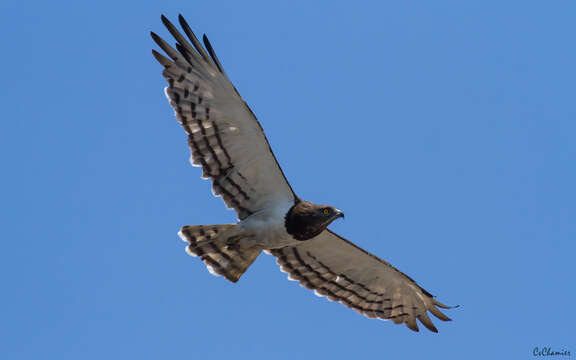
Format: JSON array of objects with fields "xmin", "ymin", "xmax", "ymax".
[{"xmin": 2, "ymin": 1, "xmax": 574, "ymax": 359}]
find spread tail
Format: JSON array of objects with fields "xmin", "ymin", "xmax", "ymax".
[{"xmin": 179, "ymin": 224, "xmax": 261, "ymax": 282}]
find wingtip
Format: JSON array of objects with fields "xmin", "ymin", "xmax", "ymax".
[
  {"xmin": 417, "ymin": 313, "xmax": 439, "ymax": 332},
  {"xmin": 150, "ymin": 31, "xmax": 168, "ymax": 51},
  {"xmin": 420, "ymin": 322, "xmax": 438, "ymax": 333},
  {"xmin": 160, "ymin": 14, "xmax": 173, "ymax": 28},
  {"xmin": 151, "ymin": 49, "xmax": 171, "ymax": 67},
  {"xmin": 433, "ymin": 299, "xmax": 458, "ymax": 309},
  {"xmin": 160, "ymin": 15, "xmax": 168, "ymax": 26},
  {"xmin": 178, "ymin": 13, "xmax": 190, "ymax": 29}
]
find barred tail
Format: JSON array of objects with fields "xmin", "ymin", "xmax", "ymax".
[{"xmin": 178, "ymin": 224, "xmax": 261, "ymax": 282}]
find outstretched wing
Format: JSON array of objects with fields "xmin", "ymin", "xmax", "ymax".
[
  {"xmin": 270, "ymin": 230, "xmax": 453, "ymax": 332},
  {"xmin": 152, "ymin": 15, "xmax": 296, "ymax": 219}
]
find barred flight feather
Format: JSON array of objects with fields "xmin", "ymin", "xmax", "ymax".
[
  {"xmin": 152, "ymin": 15, "xmax": 295, "ymax": 220},
  {"xmin": 271, "ymin": 230, "xmax": 454, "ymax": 332}
]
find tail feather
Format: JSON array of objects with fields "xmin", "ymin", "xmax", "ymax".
[{"xmin": 179, "ymin": 224, "xmax": 261, "ymax": 282}]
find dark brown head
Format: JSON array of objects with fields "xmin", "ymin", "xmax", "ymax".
[{"xmin": 285, "ymin": 200, "xmax": 344, "ymax": 241}]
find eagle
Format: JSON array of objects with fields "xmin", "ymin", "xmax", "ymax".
[{"xmin": 151, "ymin": 15, "xmax": 454, "ymax": 333}]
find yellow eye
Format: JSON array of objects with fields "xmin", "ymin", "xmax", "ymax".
[{"xmin": 323, "ymin": 208, "xmax": 329, "ymax": 215}]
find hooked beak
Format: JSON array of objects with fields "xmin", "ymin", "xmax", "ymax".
[{"xmin": 334, "ymin": 209, "xmax": 345, "ymax": 219}]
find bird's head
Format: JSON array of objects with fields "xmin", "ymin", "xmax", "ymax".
[
  {"xmin": 285, "ymin": 200, "xmax": 344, "ymax": 240},
  {"xmin": 316, "ymin": 205, "xmax": 345, "ymax": 225}
]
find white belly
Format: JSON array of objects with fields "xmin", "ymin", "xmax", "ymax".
[{"xmin": 238, "ymin": 199, "xmax": 301, "ymax": 249}]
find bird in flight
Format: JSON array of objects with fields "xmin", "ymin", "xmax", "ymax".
[{"xmin": 151, "ymin": 14, "xmax": 454, "ymax": 333}]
